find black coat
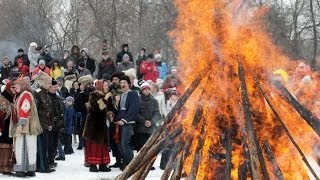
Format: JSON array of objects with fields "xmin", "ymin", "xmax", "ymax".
[
  {"xmin": 135, "ymin": 94, "xmax": 160, "ymax": 134},
  {"xmin": 74, "ymin": 90, "xmax": 90, "ymax": 134},
  {"xmin": 0, "ymin": 63, "xmax": 12, "ymax": 82},
  {"xmin": 77, "ymin": 56, "xmax": 96, "ymax": 75},
  {"xmin": 98, "ymin": 59, "xmax": 116, "ymax": 79},
  {"xmin": 14, "ymin": 54, "xmax": 30, "ymax": 66},
  {"xmin": 116, "ymin": 50, "xmax": 133, "ymax": 64},
  {"xmin": 38, "ymin": 52, "xmax": 53, "ymax": 67},
  {"xmin": 83, "ymin": 91, "xmax": 113, "ymax": 144}
]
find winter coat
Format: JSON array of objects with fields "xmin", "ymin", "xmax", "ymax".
[
  {"xmin": 117, "ymin": 62, "xmax": 134, "ymax": 72},
  {"xmin": 157, "ymin": 62, "xmax": 168, "ymax": 80},
  {"xmin": 139, "ymin": 61, "xmax": 159, "ymax": 82},
  {"xmin": 78, "ymin": 68, "xmax": 91, "ymax": 77},
  {"xmin": 98, "ymin": 59, "xmax": 116, "ymax": 79},
  {"xmin": 116, "ymin": 51, "xmax": 133, "ymax": 64},
  {"xmin": 0, "ymin": 94, "xmax": 12, "ymax": 144},
  {"xmin": 18, "ymin": 64, "xmax": 30, "ymax": 77},
  {"xmin": 38, "ymin": 52, "xmax": 53, "ymax": 67},
  {"xmin": 64, "ymin": 67, "xmax": 79, "ymax": 77},
  {"xmin": 77, "ymin": 56, "xmax": 96, "ymax": 75},
  {"xmin": 83, "ymin": 91, "xmax": 114, "ymax": 144},
  {"xmin": 136, "ymin": 57, "xmax": 146, "ymax": 80},
  {"xmin": 135, "ymin": 94, "xmax": 160, "ymax": 134},
  {"xmin": 50, "ymin": 67, "xmax": 64, "ymax": 80},
  {"xmin": 14, "ymin": 54, "xmax": 30, "ymax": 67},
  {"xmin": 0, "ymin": 63, "xmax": 12, "ymax": 81},
  {"xmin": 57, "ymin": 86, "xmax": 69, "ymax": 99},
  {"xmin": 31, "ymin": 66, "xmax": 51, "ymax": 79},
  {"xmin": 74, "ymin": 90, "xmax": 90, "ymax": 134},
  {"xmin": 34, "ymin": 87, "xmax": 63, "ymax": 130},
  {"xmin": 28, "ymin": 48, "xmax": 40, "ymax": 72},
  {"xmin": 69, "ymin": 88, "xmax": 80, "ymax": 98},
  {"xmin": 9, "ymin": 91, "xmax": 42, "ymax": 137},
  {"xmin": 116, "ymin": 91, "xmax": 139, "ymax": 124},
  {"xmin": 64, "ymin": 105, "xmax": 80, "ymax": 134}
]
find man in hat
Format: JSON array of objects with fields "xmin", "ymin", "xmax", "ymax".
[
  {"xmin": 10, "ymin": 76, "xmax": 42, "ymax": 177},
  {"xmin": 74, "ymin": 75, "xmax": 94, "ymax": 150},
  {"xmin": 117, "ymin": 54, "xmax": 134, "ymax": 72},
  {"xmin": 77, "ymin": 48, "xmax": 96, "ymax": 75},
  {"xmin": 116, "ymin": 43, "xmax": 133, "ymax": 64},
  {"xmin": 98, "ymin": 51, "xmax": 116, "ymax": 79},
  {"xmin": 14, "ymin": 48, "xmax": 30, "ymax": 67},
  {"xmin": 135, "ymin": 82, "xmax": 160, "ymax": 151},
  {"xmin": 33, "ymin": 73, "xmax": 57, "ymax": 173},
  {"xmin": 115, "ymin": 75, "xmax": 139, "ymax": 170}
]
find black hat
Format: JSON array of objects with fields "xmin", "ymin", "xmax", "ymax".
[
  {"xmin": 111, "ymin": 72, "xmax": 125, "ymax": 80},
  {"xmin": 120, "ymin": 75, "xmax": 131, "ymax": 85},
  {"xmin": 18, "ymin": 48, "xmax": 24, "ymax": 53},
  {"xmin": 122, "ymin": 43, "xmax": 129, "ymax": 49},
  {"xmin": 141, "ymin": 48, "xmax": 146, "ymax": 52},
  {"xmin": 147, "ymin": 54, "xmax": 154, "ymax": 59},
  {"xmin": 101, "ymin": 74, "xmax": 111, "ymax": 80},
  {"xmin": 52, "ymin": 78, "xmax": 57, "ymax": 85}
]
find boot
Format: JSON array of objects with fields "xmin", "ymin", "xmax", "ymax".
[
  {"xmin": 26, "ymin": 171, "xmax": 36, "ymax": 177},
  {"xmin": 14, "ymin": 172, "xmax": 26, "ymax": 177},
  {"xmin": 99, "ymin": 165, "xmax": 111, "ymax": 172},
  {"xmin": 89, "ymin": 165, "xmax": 98, "ymax": 172},
  {"xmin": 55, "ymin": 156, "xmax": 65, "ymax": 161}
]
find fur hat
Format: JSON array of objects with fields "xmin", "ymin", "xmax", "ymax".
[
  {"xmin": 64, "ymin": 74, "xmax": 77, "ymax": 81},
  {"xmin": 154, "ymin": 54, "xmax": 161, "ymax": 59},
  {"xmin": 33, "ymin": 71, "xmax": 51, "ymax": 86},
  {"xmin": 78, "ymin": 75, "xmax": 93, "ymax": 86},
  {"xmin": 120, "ymin": 75, "xmax": 131, "ymax": 85},
  {"xmin": 30, "ymin": 42, "xmax": 37, "ymax": 48}
]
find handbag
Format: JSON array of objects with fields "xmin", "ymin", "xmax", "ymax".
[{"xmin": 8, "ymin": 150, "xmax": 16, "ymax": 166}]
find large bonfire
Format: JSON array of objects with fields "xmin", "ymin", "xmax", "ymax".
[{"xmin": 117, "ymin": 0, "xmax": 320, "ymax": 179}]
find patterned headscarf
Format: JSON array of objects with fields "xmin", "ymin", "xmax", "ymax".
[{"xmin": 14, "ymin": 75, "xmax": 32, "ymax": 93}]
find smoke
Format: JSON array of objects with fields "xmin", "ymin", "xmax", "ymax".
[{"xmin": 0, "ymin": 41, "xmax": 23, "ymax": 64}]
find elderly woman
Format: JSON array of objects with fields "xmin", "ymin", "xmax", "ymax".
[
  {"xmin": 83, "ymin": 80, "xmax": 114, "ymax": 172},
  {"xmin": 9, "ymin": 76, "xmax": 42, "ymax": 177}
]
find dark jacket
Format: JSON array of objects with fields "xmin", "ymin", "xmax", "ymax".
[
  {"xmin": 83, "ymin": 91, "xmax": 113, "ymax": 144},
  {"xmin": 64, "ymin": 105, "xmax": 80, "ymax": 134},
  {"xmin": 38, "ymin": 52, "xmax": 53, "ymax": 67},
  {"xmin": 0, "ymin": 62, "xmax": 12, "ymax": 82},
  {"xmin": 60, "ymin": 56, "xmax": 74, "ymax": 69},
  {"xmin": 74, "ymin": 90, "xmax": 91, "ymax": 135},
  {"xmin": 98, "ymin": 59, "xmax": 116, "ymax": 79},
  {"xmin": 77, "ymin": 56, "xmax": 95, "ymax": 75},
  {"xmin": 116, "ymin": 51, "xmax": 133, "ymax": 64},
  {"xmin": 116, "ymin": 91, "xmax": 139, "ymax": 124},
  {"xmin": 34, "ymin": 87, "xmax": 63, "ymax": 130},
  {"xmin": 64, "ymin": 67, "xmax": 79, "ymax": 77},
  {"xmin": 58, "ymin": 86, "xmax": 69, "ymax": 99},
  {"xmin": 135, "ymin": 94, "xmax": 160, "ymax": 134},
  {"xmin": 14, "ymin": 54, "xmax": 30, "ymax": 66}
]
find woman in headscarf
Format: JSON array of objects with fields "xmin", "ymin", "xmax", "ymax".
[
  {"xmin": 83, "ymin": 80, "xmax": 114, "ymax": 172},
  {"xmin": 9, "ymin": 76, "xmax": 42, "ymax": 177}
]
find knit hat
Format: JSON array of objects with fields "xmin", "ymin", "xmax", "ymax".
[
  {"xmin": 16, "ymin": 58, "xmax": 23, "ymax": 64},
  {"xmin": 78, "ymin": 75, "xmax": 94, "ymax": 86},
  {"xmin": 39, "ymin": 59, "xmax": 46, "ymax": 65},
  {"xmin": 120, "ymin": 75, "xmax": 131, "ymax": 85},
  {"xmin": 30, "ymin": 42, "xmax": 37, "ymax": 47},
  {"xmin": 81, "ymin": 48, "xmax": 89, "ymax": 54},
  {"xmin": 18, "ymin": 48, "xmax": 24, "ymax": 53},
  {"xmin": 154, "ymin": 54, "xmax": 161, "ymax": 59},
  {"xmin": 56, "ymin": 76, "xmax": 64, "ymax": 82},
  {"xmin": 140, "ymin": 82, "xmax": 151, "ymax": 91},
  {"xmin": 65, "ymin": 96, "xmax": 74, "ymax": 103},
  {"xmin": 52, "ymin": 78, "xmax": 57, "ymax": 85},
  {"xmin": 122, "ymin": 43, "xmax": 129, "ymax": 49}
]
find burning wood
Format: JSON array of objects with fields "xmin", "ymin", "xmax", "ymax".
[{"xmin": 263, "ymin": 140, "xmax": 284, "ymax": 180}]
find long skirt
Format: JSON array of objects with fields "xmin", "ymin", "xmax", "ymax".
[
  {"xmin": 85, "ymin": 141, "xmax": 110, "ymax": 165},
  {"xmin": 0, "ymin": 143, "xmax": 13, "ymax": 173},
  {"xmin": 14, "ymin": 135, "xmax": 37, "ymax": 172}
]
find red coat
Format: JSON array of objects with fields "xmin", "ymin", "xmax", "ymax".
[
  {"xmin": 18, "ymin": 65, "xmax": 30, "ymax": 77},
  {"xmin": 139, "ymin": 61, "xmax": 159, "ymax": 82},
  {"xmin": 31, "ymin": 66, "xmax": 51, "ymax": 79}
]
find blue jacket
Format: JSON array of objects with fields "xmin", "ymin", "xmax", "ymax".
[
  {"xmin": 157, "ymin": 63, "xmax": 168, "ymax": 80},
  {"xmin": 64, "ymin": 105, "xmax": 81, "ymax": 134},
  {"xmin": 116, "ymin": 91, "xmax": 139, "ymax": 124}
]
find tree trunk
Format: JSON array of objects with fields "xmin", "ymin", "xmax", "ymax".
[{"xmin": 309, "ymin": 0, "xmax": 318, "ymax": 70}]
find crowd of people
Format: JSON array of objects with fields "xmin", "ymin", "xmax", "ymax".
[{"xmin": 0, "ymin": 40, "xmax": 182, "ymax": 177}]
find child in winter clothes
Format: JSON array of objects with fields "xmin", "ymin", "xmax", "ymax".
[
  {"xmin": 64, "ymin": 96, "xmax": 79, "ymax": 154},
  {"xmin": 166, "ymin": 91, "xmax": 178, "ymax": 114}
]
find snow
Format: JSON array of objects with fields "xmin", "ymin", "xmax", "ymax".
[{"xmin": 0, "ymin": 143, "xmax": 164, "ymax": 180}]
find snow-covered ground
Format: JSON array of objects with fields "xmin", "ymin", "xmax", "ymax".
[{"xmin": 0, "ymin": 143, "xmax": 163, "ymax": 180}]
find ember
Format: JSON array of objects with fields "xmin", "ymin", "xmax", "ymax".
[{"xmin": 117, "ymin": 0, "xmax": 320, "ymax": 179}]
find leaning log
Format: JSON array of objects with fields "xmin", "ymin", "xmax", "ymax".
[
  {"xmin": 274, "ymin": 81, "xmax": 320, "ymax": 136},
  {"xmin": 225, "ymin": 128, "xmax": 232, "ymax": 180},
  {"xmin": 263, "ymin": 140, "xmax": 284, "ymax": 180},
  {"xmin": 238, "ymin": 61, "xmax": 269, "ymax": 180},
  {"xmin": 160, "ymin": 141, "xmax": 184, "ymax": 180},
  {"xmin": 170, "ymin": 152, "xmax": 184, "ymax": 180}
]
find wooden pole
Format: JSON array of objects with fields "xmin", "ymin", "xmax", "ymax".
[{"xmin": 263, "ymin": 140, "xmax": 284, "ymax": 180}]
